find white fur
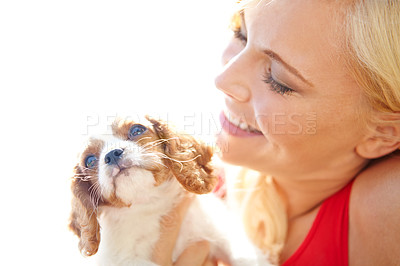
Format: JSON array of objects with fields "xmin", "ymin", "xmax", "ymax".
[
  {"xmin": 97, "ymin": 136, "xmax": 164, "ymax": 205},
  {"xmin": 95, "ymin": 178, "xmax": 271, "ymax": 266}
]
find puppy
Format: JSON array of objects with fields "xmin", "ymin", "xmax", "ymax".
[{"xmin": 69, "ymin": 116, "xmax": 271, "ymax": 266}]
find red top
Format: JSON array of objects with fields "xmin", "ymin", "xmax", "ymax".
[{"xmin": 282, "ymin": 180, "xmax": 354, "ymax": 266}]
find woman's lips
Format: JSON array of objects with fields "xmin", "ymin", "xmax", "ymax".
[{"xmin": 219, "ymin": 112, "xmax": 263, "ymax": 137}]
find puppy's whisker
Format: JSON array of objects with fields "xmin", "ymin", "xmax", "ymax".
[
  {"xmin": 141, "ymin": 138, "xmax": 164, "ymax": 147},
  {"xmin": 89, "ymin": 187, "xmax": 98, "ymax": 206},
  {"xmin": 159, "ymin": 153, "xmax": 202, "ymax": 163},
  {"xmin": 74, "ymin": 175, "xmax": 95, "ymax": 181},
  {"xmin": 93, "ymin": 191, "xmax": 102, "ymax": 211},
  {"xmin": 141, "ymin": 142, "xmax": 164, "ymax": 152},
  {"xmin": 158, "ymin": 153, "xmax": 202, "ymax": 172},
  {"xmin": 89, "ymin": 182, "xmax": 98, "ymax": 194},
  {"xmin": 136, "ymin": 136, "xmax": 152, "ymax": 145},
  {"xmin": 88, "ymin": 209, "xmax": 97, "ymax": 221},
  {"xmin": 150, "ymin": 158, "xmax": 168, "ymax": 168},
  {"xmin": 82, "ymin": 167, "xmax": 99, "ymax": 171},
  {"xmin": 87, "ymin": 184, "xmax": 100, "ymax": 218},
  {"xmin": 139, "ymin": 152, "xmax": 169, "ymax": 168},
  {"xmin": 89, "ymin": 181, "xmax": 102, "ymax": 210},
  {"xmin": 142, "ymin": 137, "xmax": 179, "ymax": 150}
]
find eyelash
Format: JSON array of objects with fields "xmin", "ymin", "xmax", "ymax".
[
  {"xmin": 233, "ymin": 28, "xmax": 247, "ymax": 43},
  {"xmin": 263, "ymin": 73, "xmax": 295, "ymax": 96}
]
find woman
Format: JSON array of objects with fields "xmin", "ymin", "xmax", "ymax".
[{"xmin": 152, "ymin": 0, "xmax": 400, "ymax": 265}]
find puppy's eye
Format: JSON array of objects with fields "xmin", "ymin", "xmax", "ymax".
[
  {"xmin": 128, "ymin": 124, "xmax": 147, "ymax": 139},
  {"xmin": 85, "ymin": 155, "xmax": 98, "ymax": 169}
]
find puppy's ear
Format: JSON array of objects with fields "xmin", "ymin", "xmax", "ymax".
[
  {"xmin": 69, "ymin": 165, "xmax": 100, "ymax": 257},
  {"xmin": 146, "ymin": 115, "xmax": 218, "ymax": 194}
]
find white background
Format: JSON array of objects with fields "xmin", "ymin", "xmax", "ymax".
[{"xmin": 0, "ymin": 1, "xmax": 236, "ymax": 264}]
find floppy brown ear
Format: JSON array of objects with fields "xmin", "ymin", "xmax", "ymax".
[
  {"xmin": 146, "ymin": 116, "xmax": 218, "ymax": 194},
  {"xmin": 69, "ymin": 165, "xmax": 100, "ymax": 257}
]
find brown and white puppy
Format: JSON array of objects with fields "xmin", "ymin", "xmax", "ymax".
[{"xmin": 69, "ymin": 116, "xmax": 271, "ymax": 266}]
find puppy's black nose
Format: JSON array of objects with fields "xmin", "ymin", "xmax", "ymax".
[{"xmin": 105, "ymin": 149, "xmax": 124, "ymax": 165}]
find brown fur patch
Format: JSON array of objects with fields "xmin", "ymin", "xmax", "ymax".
[
  {"xmin": 146, "ymin": 116, "xmax": 218, "ymax": 194},
  {"xmin": 69, "ymin": 165, "xmax": 101, "ymax": 256}
]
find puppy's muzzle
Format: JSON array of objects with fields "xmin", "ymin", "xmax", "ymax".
[{"xmin": 105, "ymin": 149, "xmax": 124, "ymax": 165}]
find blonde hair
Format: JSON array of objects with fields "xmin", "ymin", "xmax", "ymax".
[
  {"xmin": 228, "ymin": 168, "xmax": 287, "ymax": 264},
  {"xmin": 230, "ymin": 0, "xmax": 400, "ymax": 263},
  {"xmin": 346, "ymin": 0, "xmax": 400, "ymax": 115}
]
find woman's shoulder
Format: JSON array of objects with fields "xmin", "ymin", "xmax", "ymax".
[
  {"xmin": 349, "ymin": 153, "xmax": 400, "ymax": 264},
  {"xmin": 352, "ymin": 153, "xmax": 400, "ymax": 203}
]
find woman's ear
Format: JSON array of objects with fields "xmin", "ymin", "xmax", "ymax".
[
  {"xmin": 146, "ymin": 115, "xmax": 218, "ymax": 194},
  {"xmin": 356, "ymin": 121, "xmax": 400, "ymax": 159},
  {"xmin": 69, "ymin": 165, "xmax": 101, "ymax": 257}
]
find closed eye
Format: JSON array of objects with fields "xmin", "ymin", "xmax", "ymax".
[{"xmin": 263, "ymin": 73, "xmax": 295, "ymax": 96}]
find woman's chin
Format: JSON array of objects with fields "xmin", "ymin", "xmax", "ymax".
[{"xmin": 215, "ymin": 130, "xmax": 261, "ymax": 166}]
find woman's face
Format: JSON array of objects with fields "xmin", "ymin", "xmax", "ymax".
[{"xmin": 215, "ymin": 0, "xmax": 369, "ymax": 178}]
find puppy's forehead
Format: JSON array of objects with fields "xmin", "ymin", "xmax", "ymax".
[{"xmin": 79, "ymin": 117, "xmax": 159, "ymax": 159}]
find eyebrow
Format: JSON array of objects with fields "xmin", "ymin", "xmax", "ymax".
[
  {"xmin": 264, "ymin": 49, "xmax": 314, "ymax": 87},
  {"xmin": 240, "ymin": 9, "xmax": 246, "ymax": 29}
]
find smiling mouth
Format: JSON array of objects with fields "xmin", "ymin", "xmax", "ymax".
[{"xmin": 220, "ymin": 111, "xmax": 263, "ymax": 137}]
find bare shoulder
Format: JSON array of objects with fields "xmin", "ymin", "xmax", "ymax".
[
  {"xmin": 349, "ymin": 153, "xmax": 400, "ymax": 265},
  {"xmin": 353, "ymin": 152, "xmax": 400, "ymax": 197}
]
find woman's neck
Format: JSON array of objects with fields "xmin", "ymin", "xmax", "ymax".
[{"xmin": 272, "ymin": 160, "xmax": 369, "ymax": 220}]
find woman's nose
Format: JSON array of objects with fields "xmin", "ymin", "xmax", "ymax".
[{"xmin": 215, "ymin": 46, "xmax": 252, "ymax": 102}]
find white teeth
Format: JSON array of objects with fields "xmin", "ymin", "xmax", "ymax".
[
  {"xmin": 229, "ymin": 115, "xmax": 241, "ymax": 127},
  {"xmin": 224, "ymin": 111, "xmax": 260, "ymax": 133},
  {"xmin": 239, "ymin": 122, "xmax": 248, "ymax": 130}
]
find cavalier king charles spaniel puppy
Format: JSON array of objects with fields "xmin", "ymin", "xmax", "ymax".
[{"xmin": 69, "ymin": 116, "xmax": 271, "ymax": 266}]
